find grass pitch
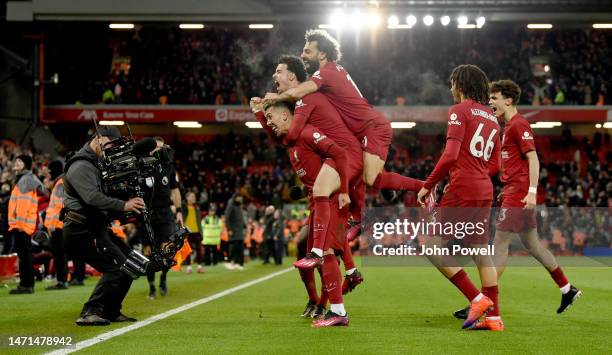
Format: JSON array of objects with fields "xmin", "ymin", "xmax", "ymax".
[{"xmin": 0, "ymin": 258, "xmax": 610, "ymax": 354}]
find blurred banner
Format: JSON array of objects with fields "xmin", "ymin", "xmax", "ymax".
[{"xmin": 42, "ymin": 105, "xmax": 612, "ymax": 124}]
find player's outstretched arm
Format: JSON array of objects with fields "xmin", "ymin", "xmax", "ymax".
[
  {"xmin": 264, "ymin": 81, "xmax": 318, "ymax": 104},
  {"xmin": 424, "ymin": 138, "xmax": 461, "ymax": 190}
]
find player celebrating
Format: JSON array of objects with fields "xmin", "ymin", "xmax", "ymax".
[
  {"xmin": 417, "ymin": 64, "xmax": 503, "ymax": 331},
  {"xmin": 259, "ymin": 100, "xmax": 351, "ymax": 327},
  {"xmin": 455, "ymin": 80, "xmax": 580, "ymax": 317},
  {"xmin": 267, "ymin": 55, "xmax": 364, "ymax": 289},
  {"xmin": 264, "ymin": 29, "xmax": 427, "ymax": 201}
]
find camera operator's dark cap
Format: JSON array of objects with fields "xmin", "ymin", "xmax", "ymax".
[{"xmin": 94, "ymin": 126, "xmax": 121, "ymax": 139}]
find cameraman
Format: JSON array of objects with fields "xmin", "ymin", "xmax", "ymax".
[
  {"xmin": 144, "ymin": 137, "xmax": 182, "ymax": 300},
  {"xmin": 63, "ymin": 127, "xmax": 145, "ymax": 326}
]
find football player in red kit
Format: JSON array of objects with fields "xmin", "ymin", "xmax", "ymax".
[
  {"xmin": 488, "ymin": 80, "xmax": 581, "ymax": 313},
  {"xmin": 259, "ymin": 100, "xmax": 351, "ymax": 327},
  {"xmin": 417, "ymin": 65, "xmax": 503, "ymax": 331},
  {"xmin": 264, "ymin": 30, "xmax": 428, "ymax": 204}
]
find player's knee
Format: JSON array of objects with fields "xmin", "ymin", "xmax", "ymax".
[
  {"xmin": 312, "ymin": 184, "xmax": 330, "ymax": 197},
  {"xmin": 364, "ymin": 170, "xmax": 378, "ymax": 186}
]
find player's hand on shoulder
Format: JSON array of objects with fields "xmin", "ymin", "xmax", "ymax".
[{"xmin": 263, "ymin": 92, "xmax": 280, "ymax": 105}]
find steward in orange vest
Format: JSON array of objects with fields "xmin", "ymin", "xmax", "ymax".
[
  {"xmin": 44, "ymin": 160, "xmax": 69, "ymax": 290},
  {"xmin": 8, "ymin": 154, "xmax": 47, "ymax": 295}
]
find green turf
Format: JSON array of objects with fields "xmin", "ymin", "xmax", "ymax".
[{"xmin": 1, "ymin": 259, "xmax": 611, "ymax": 354}]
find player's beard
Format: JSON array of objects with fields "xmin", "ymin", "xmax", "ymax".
[{"xmin": 304, "ymin": 58, "xmax": 319, "ymax": 75}]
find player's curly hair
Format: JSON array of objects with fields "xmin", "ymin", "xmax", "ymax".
[
  {"xmin": 490, "ymin": 79, "xmax": 522, "ymax": 106},
  {"xmin": 304, "ymin": 29, "xmax": 342, "ymax": 62},
  {"xmin": 278, "ymin": 55, "xmax": 308, "ymax": 83},
  {"xmin": 449, "ymin": 64, "xmax": 490, "ymax": 105}
]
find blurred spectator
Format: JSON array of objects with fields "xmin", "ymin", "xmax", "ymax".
[{"xmin": 224, "ymin": 193, "xmax": 246, "ymax": 270}]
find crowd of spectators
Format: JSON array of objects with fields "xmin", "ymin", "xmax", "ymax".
[
  {"xmin": 1, "ymin": 127, "xmax": 610, "ymax": 266},
  {"xmin": 45, "ymin": 25, "xmax": 611, "ymax": 106}
]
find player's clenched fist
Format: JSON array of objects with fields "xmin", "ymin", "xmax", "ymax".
[{"xmin": 250, "ymin": 97, "xmax": 263, "ymax": 113}]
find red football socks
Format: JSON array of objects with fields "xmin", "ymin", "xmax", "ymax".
[
  {"xmin": 449, "ymin": 269, "xmax": 481, "ymax": 302},
  {"xmin": 482, "ymin": 285, "xmax": 500, "ymax": 317},
  {"xmin": 342, "ymin": 236, "xmax": 355, "ymax": 271},
  {"xmin": 373, "ymin": 171, "xmax": 424, "ymax": 192},
  {"xmin": 317, "ymin": 266, "xmax": 328, "ymax": 306},
  {"xmin": 322, "ymin": 254, "xmax": 343, "ymax": 305},
  {"xmin": 549, "ymin": 267, "xmax": 570, "ymax": 288},
  {"xmin": 298, "ymin": 268, "xmax": 319, "ymax": 303},
  {"xmin": 312, "ymin": 197, "xmax": 331, "ymax": 252}
]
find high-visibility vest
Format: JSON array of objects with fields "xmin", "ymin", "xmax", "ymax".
[
  {"xmin": 201, "ymin": 215, "xmax": 222, "ymax": 245},
  {"xmin": 111, "ymin": 220, "xmax": 126, "ymax": 240},
  {"xmin": 8, "ymin": 173, "xmax": 41, "ymax": 236},
  {"xmin": 44, "ymin": 178, "xmax": 64, "ymax": 230}
]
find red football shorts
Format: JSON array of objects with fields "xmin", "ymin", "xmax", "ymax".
[
  {"xmin": 359, "ymin": 120, "xmax": 392, "ymax": 162},
  {"xmin": 496, "ymin": 194, "xmax": 537, "ymax": 234},
  {"xmin": 435, "ymin": 192, "xmax": 492, "ymax": 245}
]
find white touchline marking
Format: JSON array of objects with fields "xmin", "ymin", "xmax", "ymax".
[{"xmin": 46, "ymin": 267, "xmax": 293, "ymax": 355}]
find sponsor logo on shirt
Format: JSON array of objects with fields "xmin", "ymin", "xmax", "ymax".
[
  {"xmin": 501, "ymin": 150, "xmax": 509, "ymax": 160},
  {"xmin": 296, "ymin": 168, "xmax": 306, "ymax": 177},
  {"xmin": 313, "ymin": 132, "xmax": 326, "ymax": 144},
  {"xmin": 296, "ymin": 99, "xmax": 306, "ymax": 108},
  {"xmin": 312, "ymin": 71, "xmax": 322, "ymax": 79},
  {"xmin": 448, "ymin": 113, "xmax": 462, "ymax": 126},
  {"xmin": 522, "ymin": 131, "xmax": 534, "ymax": 140}
]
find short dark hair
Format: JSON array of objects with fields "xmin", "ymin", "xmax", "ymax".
[
  {"xmin": 304, "ymin": 29, "xmax": 342, "ymax": 62},
  {"xmin": 278, "ymin": 55, "xmax": 308, "ymax": 83},
  {"xmin": 490, "ymin": 79, "xmax": 521, "ymax": 106},
  {"xmin": 263, "ymin": 100, "xmax": 295, "ymax": 115},
  {"xmin": 154, "ymin": 136, "xmax": 165, "ymax": 143},
  {"xmin": 449, "ymin": 64, "xmax": 490, "ymax": 105}
]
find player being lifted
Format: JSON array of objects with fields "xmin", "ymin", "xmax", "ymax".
[
  {"xmin": 264, "ymin": 29, "xmax": 429, "ymax": 207},
  {"xmin": 417, "ymin": 65, "xmax": 503, "ymax": 331},
  {"xmin": 256, "ymin": 54, "xmax": 364, "ymax": 287},
  {"xmin": 256, "ymin": 99, "xmax": 352, "ymax": 327},
  {"xmin": 453, "ymin": 80, "xmax": 581, "ymax": 322}
]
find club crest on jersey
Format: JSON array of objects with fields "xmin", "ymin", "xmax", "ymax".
[
  {"xmin": 522, "ymin": 131, "xmax": 534, "ymax": 140},
  {"xmin": 162, "ymin": 176, "xmax": 169, "ymax": 185},
  {"xmin": 313, "ymin": 132, "xmax": 326, "ymax": 144},
  {"xmin": 448, "ymin": 113, "xmax": 462, "ymax": 126},
  {"xmin": 296, "ymin": 168, "xmax": 306, "ymax": 177},
  {"xmin": 312, "ymin": 71, "xmax": 322, "ymax": 79},
  {"xmin": 501, "ymin": 150, "xmax": 509, "ymax": 159},
  {"xmin": 296, "ymin": 99, "xmax": 306, "ymax": 108}
]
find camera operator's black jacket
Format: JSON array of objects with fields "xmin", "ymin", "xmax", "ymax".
[{"xmin": 63, "ymin": 144, "xmax": 125, "ymax": 218}]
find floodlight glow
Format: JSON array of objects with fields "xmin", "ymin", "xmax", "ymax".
[
  {"xmin": 388, "ymin": 15, "xmax": 399, "ymax": 27},
  {"xmin": 544, "ymin": 65, "xmax": 550, "ymax": 72},
  {"xmin": 458, "ymin": 24, "xmax": 477, "ymax": 29},
  {"xmin": 530, "ymin": 121, "xmax": 562, "ymax": 128},
  {"xmin": 180, "ymin": 24, "xmax": 204, "ymax": 29},
  {"xmin": 249, "ymin": 24, "xmax": 274, "ymax": 29},
  {"xmin": 527, "ymin": 24, "xmax": 553, "ymax": 29},
  {"xmin": 476, "ymin": 16, "xmax": 486, "ymax": 28},
  {"xmin": 368, "ymin": 13, "xmax": 381, "ymax": 28},
  {"xmin": 406, "ymin": 15, "xmax": 417, "ymax": 27},
  {"xmin": 330, "ymin": 11, "xmax": 347, "ymax": 29},
  {"xmin": 245, "ymin": 122, "xmax": 263, "ymax": 129},
  {"xmin": 99, "ymin": 120, "xmax": 124, "ymax": 126},
  {"xmin": 457, "ymin": 16, "xmax": 468, "ymax": 26},
  {"xmin": 440, "ymin": 16, "xmax": 451, "ymax": 26},
  {"xmin": 604, "ymin": 122, "xmax": 612, "ymax": 128},
  {"xmin": 593, "ymin": 24, "xmax": 612, "ymax": 29},
  {"xmin": 351, "ymin": 11, "xmax": 365, "ymax": 29},
  {"xmin": 109, "ymin": 24, "xmax": 134, "ymax": 29},
  {"xmin": 173, "ymin": 121, "xmax": 202, "ymax": 128},
  {"xmin": 423, "ymin": 15, "xmax": 434, "ymax": 26},
  {"xmin": 391, "ymin": 122, "xmax": 416, "ymax": 129}
]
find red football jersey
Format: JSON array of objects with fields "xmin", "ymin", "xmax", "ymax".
[
  {"xmin": 287, "ymin": 124, "xmax": 339, "ymax": 191},
  {"xmin": 445, "ymin": 100, "xmax": 501, "ymax": 201},
  {"xmin": 500, "ymin": 113, "xmax": 536, "ymax": 195},
  {"xmin": 308, "ymin": 61, "xmax": 386, "ymax": 138},
  {"xmin": 287, "ymin": 92, "xmax": 361, "ymax": 152}
]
